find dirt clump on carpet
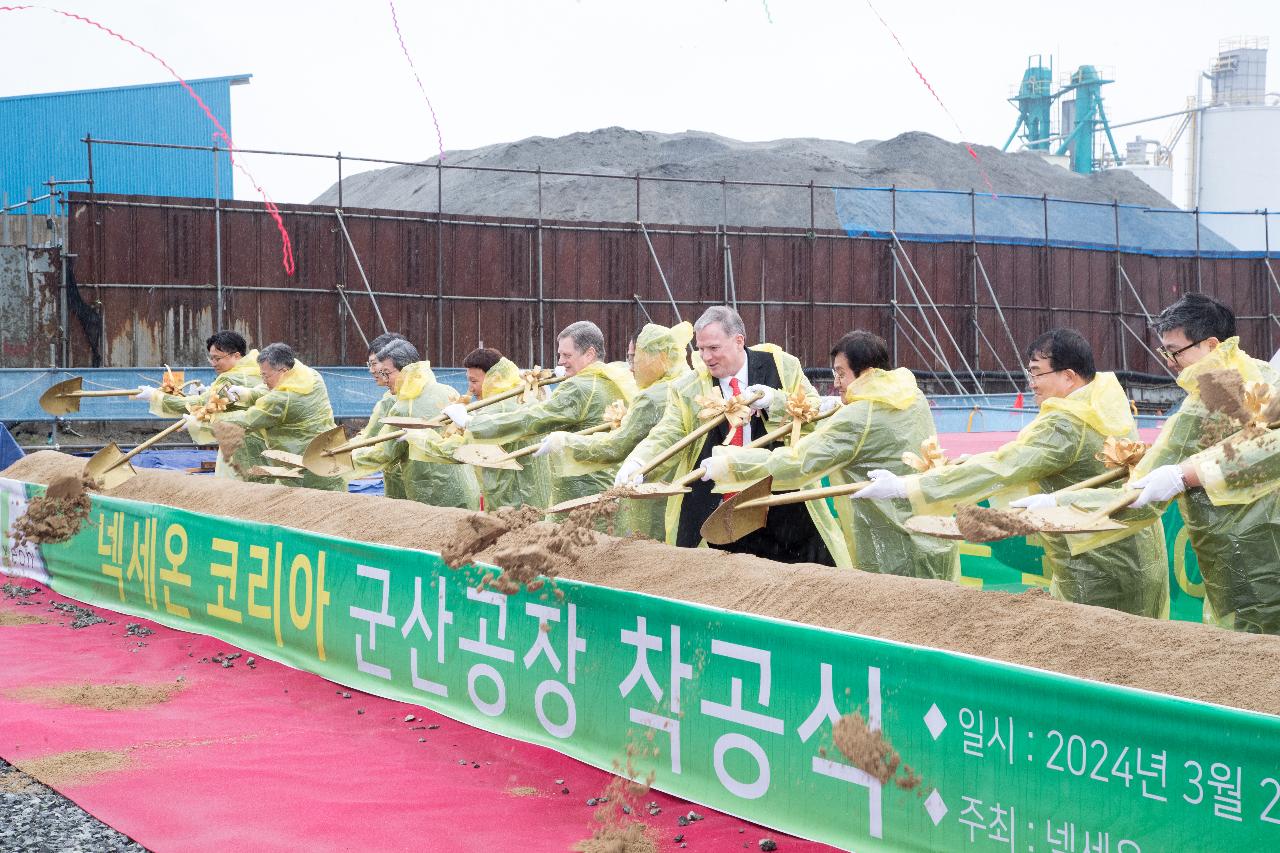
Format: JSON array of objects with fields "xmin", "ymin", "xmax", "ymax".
[
  {"xmin": 0, "ymin": 610, "xmax": 48, "ymax": 626},
  {"xmin": 12, "ymin": 474, "xmax": 94, "ymax": 545},
  {"xmin": 6, "ymin": 682, "xmax": 183, "ymax": 711},
  {"xmin": 14, "ymin": 749, "xmax": 132, "ymax": 787},
  {"xmin": 9, "ymin": 451, "xmax": 1280, "ymax": 716}
]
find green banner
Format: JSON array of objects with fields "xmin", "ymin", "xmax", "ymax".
[
  {"xmin": 2, "ymin": 476, "xmax": 1277, "ymax": 851},
  {"xmin": 958, "ymin": 503, "xmax": 1206, "ymax": 622}
]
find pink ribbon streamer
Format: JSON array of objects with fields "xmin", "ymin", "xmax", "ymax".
[{"xmin": 388, "ymin": 0, "xmax": 445, "ymax": 162}]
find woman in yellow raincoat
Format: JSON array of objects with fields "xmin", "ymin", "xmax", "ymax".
[
  {"xmin": 406, "ymin": 349, "xmax": 551, "ymax": 511},
  {"xmin": 536, "ymin": 321, "xmax": 694, "ymax": 539},
  {"xmin": 131, "ymin": 330, "xmax": 263, "ymax": 479},
  {"xmin": 351, "ymin": 340, "xmax": 480, "ymax": 509},
  {"xmin": 705, "ymin": 330, "xmax": 957, "ymax": 579},
  {"xmin": 442, "ymin": 321, "xmax": 635, "ymax": 508},
  {"xmin": 856, "ymin": 328, "xmax": 1168, "ymax": 617}
]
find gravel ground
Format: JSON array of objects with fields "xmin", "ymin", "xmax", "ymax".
[{"xmin": 0, "ymin": 757, "xmax": 147, "ymax": 852}]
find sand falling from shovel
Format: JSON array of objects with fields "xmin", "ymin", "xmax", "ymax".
[
  {"xmin": 12, "ymin": 475, "xmax": 95, "ymax": 545},
  {"xmin": 953, "ymin": 503, "xmax": 1041, "ymax": 543}
]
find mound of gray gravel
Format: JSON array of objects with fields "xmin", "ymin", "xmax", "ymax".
[
  {"xmin": 0, "ymin": 757, "xmax": 147, "ymax": 852},
  {"xmin": 313, "ymin": 127, "xmax": 1230, "ymax": 250}
]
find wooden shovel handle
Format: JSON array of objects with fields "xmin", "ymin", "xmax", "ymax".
[
  {"xmin": 72, "ymin": 389, "xmax": 143, "ymax": 399},
  {"xmin": 638, "ymin": 391, "xmax": 765, "ymax": 477},
  {"xmin": 327, "ymin": 429, "xmax": 408, "ymax": 456},
  {"xmin": 503, "ymin": 420, "xmax": 615, "ymax": 462},
  {"xmin": 674, "ymin": 405, "xmax": 836, "ymax": 487},
  {"xmin": 112, "ymin": 419, "xmax": 190, "ymax": 469}
]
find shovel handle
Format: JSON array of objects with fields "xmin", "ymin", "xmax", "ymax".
[
  {"xmin": 326, "ymin": 429, "xmax": 408, "ymax": 457},
  {"xmin": 69, "ymin": 389, "xmax": 142, "ymax": 399},
  {"xmin": 109, "ymin": 419, "xmax": 191, "ymax": 470},
  {"xmin": 426, "ymin": 377, "xmax": 564, "ymax": 426},
  {"xmin": 735, "ymin": 479, "xmax": 870, "ymax": 511},
  {"xmin": 503, "ymin": 421, "xmax": 614, "ymax": 462},
  {"xmin": 639, "ymin": 391, "xmax": 765, "ymax": 477},
  {"xmin": 672, "ymin": 406, "xmax": 834, "ymax": 488},
  {"xmin": 1052, "ymin": 466, "xmax": 1128, "ymax": 496}
]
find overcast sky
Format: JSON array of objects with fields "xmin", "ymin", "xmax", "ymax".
[{"xmin": 4, "ymin": 0, "xmax": 1278, "ymax": 206}]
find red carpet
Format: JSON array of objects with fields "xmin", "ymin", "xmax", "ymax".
[{"xmin": 0, "ymin": 584, "xmax": 837, "ymax": 852}]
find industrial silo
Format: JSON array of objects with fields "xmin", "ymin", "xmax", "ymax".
[{"xmin": 1191, "ymin": 37, "xmax": 1280, "ymax": 251}]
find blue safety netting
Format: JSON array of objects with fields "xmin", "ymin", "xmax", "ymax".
[
  {"xmin": 0, "ymin": 366, "xmax": 468, "ymax": 423},
  {"xmin": 833, "ymin": 186, "xmax": 1280, "ymax": 257}
]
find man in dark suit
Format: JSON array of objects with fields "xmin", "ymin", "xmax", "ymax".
[{"xmin": 617, "ymin": 306, "xmax": 837, "ymax": 565}]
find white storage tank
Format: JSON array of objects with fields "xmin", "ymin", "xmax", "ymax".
[
  {"xmin": 1197, "ymin": 103, "xmax": 1280, "ymax": 250},
  {"xmin": 1116, "ymin": 164, "xmax": 1176, "ymax": 203}
]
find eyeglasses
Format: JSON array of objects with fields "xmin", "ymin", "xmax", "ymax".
[
  {"xmin": 1026, "ymin": 367, "xmax": 1064, "ymax": 382},
  {"xmin": 1156, "ymin": 339, "xmax": 1205, "ymax": 363}
]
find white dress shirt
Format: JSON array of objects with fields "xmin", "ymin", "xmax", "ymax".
[{"xmin": 717, "ymin": 359, "xmax": 753, "ymax": 445}]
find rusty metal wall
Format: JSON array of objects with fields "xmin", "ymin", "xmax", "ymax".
[
  {"xmin": 0, "ymin": 244, "xmax": 62, "ymax": 367},
  {"xmin": 64, "ymin": 193, "xmax": 1279, "ymax": 379}
]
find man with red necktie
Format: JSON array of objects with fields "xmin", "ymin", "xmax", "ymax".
[{"xmin": 617, "ymin": 306, "xmax": 842, "ymax": 565}]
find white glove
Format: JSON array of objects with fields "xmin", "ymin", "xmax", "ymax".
[
  {"xmin": 180, "ymin": 413, "xmax": 202, "ymax": 430},
  {"xmin": 132, "ymin": 385, "xmax": 157, "ymax": 402},
  {"xmin": 1009, "ymin": 493, "xmax": 1057, "ymax": 510},
  {"xmin": 223, "ymin": 384, "xmax": 250, "ymax": 403},
  {"xmin": 1129, "ymin": 464, "xmax": 1187, "ymax": 509},
  {"xmin": 442, "ymin": 403, "xmax": 472, "ymax": 429},
  {"xmin": 700, "ymin": 455, "xmax": 731, "ymax": 483},
  {"xmin": 188, "ymin": 381, "xmax": 207, "ymax": 395},
  {"xmin": 533, "ymin": 431, "xmax": 568, "ymax": 458},
  {"xmin": 852, "ymin": 469, "xmax": 907, "ymax": 500},
  {"xmin": 553, "ymin": 366, "xmax": 567, "ymax": 377},
  {"xmin": 817, "ymin": 395, "xmax": 841, "ymax": 415},
  {"xmin": 743, "ymin": 384, "xmax": 774, "ymax": 412},
  {"xmin": 614, "ymin": 458, "xmax": 645, "ymax": 488}
]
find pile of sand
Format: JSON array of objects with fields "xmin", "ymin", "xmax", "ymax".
[
  {"xmin": 8, "ymin": 451, "xmax": 1280, "ymax": 716},
  {"xmin": 11, "ymin": 474, "xmax": 94, "ymax": 545},
  {"xmin": 5, "ymin": 683, "xmax": 182, "ymax": 711}
]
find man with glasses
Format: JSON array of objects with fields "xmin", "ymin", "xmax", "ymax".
[
  {"xmin": 131, "ymin": 330, "xmax": 263, "ymax": 480},
  {"xmin": 854, "ymin": 328, "xmax": 1169, "ymax": 617},
  {"xmin": 355, "ymin": 332, "xmax": 409, "ymax": 498},
  {"xmin": 1037, "ymin": 294, "xmax": 1280, "ymax": 633}
]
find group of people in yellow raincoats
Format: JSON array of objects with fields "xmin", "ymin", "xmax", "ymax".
[{"xmin": 130, "ymin": 291, "xmax": 1280, "ymax": 635}]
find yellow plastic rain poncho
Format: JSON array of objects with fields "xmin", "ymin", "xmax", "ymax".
[
  {"xmin": 406, "ymin": 358, "xmax": 548, "ymax": 510},
  {"xmin": 906, "ymin": 372, "xmax": 1168, "ymax": 617},
  {"xmin": 351, "ymin": 361, "xmax": 480, "ymax": 510},
  {"xmin": 465, "ymin": 360, "xmax": 636, "ymax": 507},
  {"xmin": 551, "ymin": 322, "xmax": 694, "ymax": 539},
  {"xmin": 625, "ymin": 344, "xmax": 849, "ymax": 565},
  {"xmin": 1073, "ymin": 339, "xmax": 1280, "ymax": 633},
  {"xmin": 712, "ymin": 368, "xmax": 957, "ymax": 579},
  {"xmin": 218, "ymin": 360, "xmax": 345, "ymax": 492},
  {"xmin": 356, "ymin": 390, "xmax": 406, "ymax": 500},
  {"xmin": 148, "ymin": 350, "xmax": 263, "ymax": 479}
]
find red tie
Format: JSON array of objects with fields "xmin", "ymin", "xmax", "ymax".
[{"xmin": 727, "ymin": 377, "xmax": 744, "ymax": 447}]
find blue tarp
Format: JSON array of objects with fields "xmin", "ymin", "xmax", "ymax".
[
  {"xmin": 0, "ymin": 423, "xmax": 23, "ymax": 469},
  {"xmin": 832, "ymin": 186, "xmax": 1280, "ymax": 257},
  {"xmin": 0, "ymin": 366, "xmax": 468, "ymax": 423}
]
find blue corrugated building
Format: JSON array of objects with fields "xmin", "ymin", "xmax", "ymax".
[{"xmin": 0, "ymin": 74, "xmax": 250, "ymax": 207}]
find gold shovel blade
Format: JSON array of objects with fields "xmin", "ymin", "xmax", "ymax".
[
  {"xmin": 39, "ymin": 377, "xmax": 85, "ymax": 416},
  {"xmin": 84, "ymin": 443, "xmax": 135, "ymax": 490},
  {"xmin": 700, "ymin": 476, "xmax": 775, "ymax": 546},
  {"xmin": 302, "ymin": 426, "xmax": 353, "ymax": 477},
  {"xmin": 627, "ymin": 481, "xmax": 693, "ymax": 500},
  {"xmin": 453, "ymin": 443, "xmax": 524, "ymax": 471},
  {"xmin": 904, "ymin": 515, "xmax": 966, "ymax": 540},
  {"xmin": 543, "ymin": 480, "xmax": 692, "ymax": 515}
]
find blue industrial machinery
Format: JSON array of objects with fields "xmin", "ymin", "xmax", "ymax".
[{"xmin": 1003, "ymin": 57, "xmax": 1121, "ymax": 174}]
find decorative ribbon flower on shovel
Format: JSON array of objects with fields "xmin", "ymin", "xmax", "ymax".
[
  {"xmin": 1095, "ymin": 436, "xmax": 1147, "ymax": 471},
  {"xmin": 1243, "ymin": 382, "xmax": 1279, "ymax": 435},
  {"xmin": 783, "ymin": 388, "xmax": 821, "ymax": 449},
  {"xmin": 695, "ymin": 390, "xmax": 753, "ymax": 446},
  {"xmin": 603, "ymin": 399, "xmax": 628, "ymax": 431},
  {"xmin": 158, "ymin": 364, "xmax": 185, "ymax": 395},
  {"xmin": 187, "ymin": 391, "xmax": 230, "ymax": 423},
  {"xmin": 902, "ymin": 436, "xmax": 951, "ymax": 472},
  {"xmin": 518, "ymin": 367, "xmax": 555, "ymax": 404}
]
